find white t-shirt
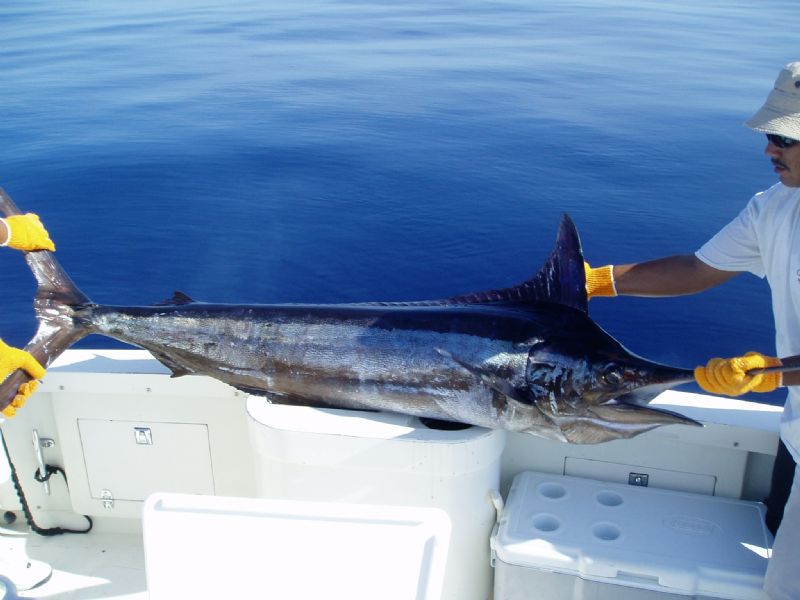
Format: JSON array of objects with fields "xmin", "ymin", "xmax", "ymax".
[{"xmin": 696, "ymin": 182, "xmax": 800, "ymax": 462}]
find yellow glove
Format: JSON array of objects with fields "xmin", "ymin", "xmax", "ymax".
[
  {"xmin": 584, "ymin": 262, "xmax": 616, "ymax": 299},
  {"xmin": 0, "ymin": 339, "xmax": 46, "ymax": 418},
  {"xmin": 1, "ymin": 213, "xmax": 55, "ymax": 252},
  {"xmin": 694, "ymin": 351, "xmax": 782, "ymax": 397}
]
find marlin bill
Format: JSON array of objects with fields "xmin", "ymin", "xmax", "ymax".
[{"xmin": 0, "ymin": 188, "xmax": 698, "ymax": 444}]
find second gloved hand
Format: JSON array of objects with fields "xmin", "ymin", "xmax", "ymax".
[
  {"xmin": 694, "ymin": 351, "xmax": 782, "ymax": 397},
  {"xmin": 0, "ymin": 339, "xmax": 46, "ymax": 418}
]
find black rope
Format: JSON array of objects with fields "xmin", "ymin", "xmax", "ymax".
[
  {"xmin": 33, "ymin": 464, "xmax": 65, "ymax": 484},
  {"xmin": 1, "ymin": 428, "xmax": 93, "ymax": 536}
]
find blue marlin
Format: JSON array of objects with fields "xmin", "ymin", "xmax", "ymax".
[{"xmin": 0, "ymin": 188, "xmax": 698, "ymax": 443}]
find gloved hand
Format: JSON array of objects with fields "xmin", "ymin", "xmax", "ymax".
[
  {"xmin": 584, "ymin": 262, "xmax": 616, "ymax": 299},
  {"xmin": 0, "ymin": 339, "xmax": 46, "ymax": 418},
  {"xmin": 1, "ymin": 213, "xmax": 55, "ymax": 252},
  {"xmin": 694, "ymin": 351, "xmax": 782, "ymax": 397}
]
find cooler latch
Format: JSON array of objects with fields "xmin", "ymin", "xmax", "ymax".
[
  {"xmin": 628, "ymin": 472, "xmax": 649, "ymax": 487},
  {"xmin": 488, "ymin": 489, "xmax": 504, "ymax": 568}
]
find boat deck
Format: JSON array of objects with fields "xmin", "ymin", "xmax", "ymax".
[{"xmin": 1, "ymin": 522, "xmax": 145, "ymax": 599}]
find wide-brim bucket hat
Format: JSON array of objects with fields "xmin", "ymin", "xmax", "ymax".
[{"xmin": 746, "ymin": 61, "xmax": 800, "ymax": 141}]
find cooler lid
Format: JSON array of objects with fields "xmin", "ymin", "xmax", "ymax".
[
  {"xmin": 144, "ymin": 493, "xmax": 451, "ymax": 600},
  {"xmin": 491, "ymin": 472, "xmax": 771, "ymax": 600}
]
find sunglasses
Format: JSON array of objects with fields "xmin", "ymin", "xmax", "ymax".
[{"xmin": 766, "ymin": 133, "xmax": 799, "ymax": 149}]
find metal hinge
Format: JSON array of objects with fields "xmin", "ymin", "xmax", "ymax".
[{"xmin": 101, "ymin": 489, "xmax": 114, "ymax": 509}]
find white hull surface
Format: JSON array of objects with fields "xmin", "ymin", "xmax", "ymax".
[{"xmin": 0, "ymin": 349, "xmax": 781, "ymax": 599}]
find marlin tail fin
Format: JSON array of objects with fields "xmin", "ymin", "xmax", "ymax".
[{"xmin": 0, "ymin": 187, "xmax": 93, "ymax": 412}]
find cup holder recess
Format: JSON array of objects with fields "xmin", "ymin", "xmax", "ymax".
[
  {"xmin": 538, "ymin": 482, "xmax": 567, "ymax": 500},
  {"xmin": 595, "ymin": 490, "xmax": 624, "ymax": 507},
  {"xmin": 592, "ymin": 522, "xmax": 621, "ymax": 541},
  {"xmin": 531, "ymin": 513, "xmax": 561, "ymax": 533}
]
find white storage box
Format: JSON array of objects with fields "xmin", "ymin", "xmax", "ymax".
[
  {"xmin": 491, "ymin": 472, "xmax": 772, "ymax": 600},
  {"xmin": 143, "ymin": 493, "xmax": 451, "ymax": 600}
]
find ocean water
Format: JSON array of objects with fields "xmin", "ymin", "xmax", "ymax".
[{"xmin": 0, "ymin": 0, "xmax": 798, "ymax": 404}]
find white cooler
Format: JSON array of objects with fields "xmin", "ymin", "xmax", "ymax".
[
  {"xmin": 491, "ymin": 471, "xmax": 772, "ymax": 600},
  {"xmin": 246, "ymin": 399, "xmax": 507, "ymax": 600}
]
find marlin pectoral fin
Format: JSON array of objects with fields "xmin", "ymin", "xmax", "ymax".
[
  {"xmin": 435, "ymin": 348, "xmax": 531, "ymax": 405},
  {"xmin": 150, "ymin": 351, "xmax": 193, "ymax": 377}
]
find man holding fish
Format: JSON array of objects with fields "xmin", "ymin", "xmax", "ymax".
[{"xmin": 586, "ymin": 60, "xmax": 800, "ymax": 600}]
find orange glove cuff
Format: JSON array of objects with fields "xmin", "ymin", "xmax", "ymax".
[{"xmin": 585, "ymin": 263, "xmax": 617, "ymax": 299}]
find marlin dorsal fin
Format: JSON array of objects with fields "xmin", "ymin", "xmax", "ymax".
[
  {"xmin": 524, "ymin": 213, "xmax": 588, "ymax": 312},
  {"xmin": 439, "ymin": 214, "xmax": 588, "ymax": 312}
]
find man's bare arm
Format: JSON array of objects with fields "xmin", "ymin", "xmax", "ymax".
[{"xmin": 614, "ymin": 254, "xmax": 739, "ymax": 297}]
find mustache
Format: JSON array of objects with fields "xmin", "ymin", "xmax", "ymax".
[{"xmin": 772, "ymin": 158, "xmax": 788, "ymax": 169}]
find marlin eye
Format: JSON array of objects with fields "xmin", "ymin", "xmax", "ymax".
[{"xmin": 601, "ymin": 366, "xmax": 624, "ymax": 386}]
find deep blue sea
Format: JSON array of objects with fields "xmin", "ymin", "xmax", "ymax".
[{"xmin": 0, "ymin": 0, "xmax": 798, "ymax": 404}]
